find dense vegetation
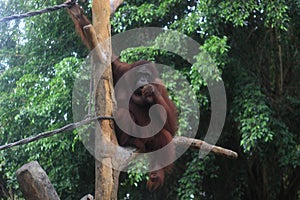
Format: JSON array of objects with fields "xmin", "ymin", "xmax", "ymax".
[{"xmin": 0, "ymin": 0, "xmax": 299, "ymax": 199}]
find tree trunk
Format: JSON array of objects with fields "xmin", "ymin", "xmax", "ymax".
[
  {"xmin": 16, "ymin": 161, "xmax": 60, "ymax": 200},
  {"xmin": 92, "ymin": 1, "xmax": 119, "ymax": 200}
]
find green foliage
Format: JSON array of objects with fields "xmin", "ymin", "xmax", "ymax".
[
  {"xmin": 231, "ymin": 70, "xmax": 274, "ymax": 152},
  {"xmin": 189, "ymin": 36, "xmax": 229, "ymax": 109},
  {"xmin": 0, "ymin": 56, "xmax": 94, "ymax": 198},
  {"xmin": 0, "ymin": 0, "xmax": 93, "ymax": 198},
  {"xmin": 127, "ymin": 158, "xmax": 149, "ymax": 187},
  {"xmin": 264, "ymin": 1, "xmax": 290, "ymax": 30},
  {"xmin": 201, "ymin": 36, "xmax": 229, "ymax": 69},
  {"xmin": 115, "ymin": 1, "xmax": 300, "ymax": 199},
  {"xmin": 218, "ymin": 1, "xmax": 256, "ymax": 27},
  {"xmin": 178, "ymin": 154, "xmax": 218, "ymax": 200},
  {"xmin": 271, "ymin": 118, "xmax": 299, "ymax": 168},
  {"xmin": 112, "ymin": 0, "xmax": 190, "ymax": 32}
]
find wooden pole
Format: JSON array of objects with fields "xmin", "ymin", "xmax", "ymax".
[{"xmin": 91, "ymin": 1, "xmax": 119, "ymax": 200}]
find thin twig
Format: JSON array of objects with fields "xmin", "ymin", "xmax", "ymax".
[
  {"xmin": 0, "ymin": 116, "xmax": 114, "ymax": 151},
  {"xmin": 0, "ymin": 1, "xmax": 76, "ymax": 22}
]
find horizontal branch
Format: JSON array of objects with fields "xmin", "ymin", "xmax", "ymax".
[
  {"xmin": 0, "ymin": 1, "xmax": 76, "ymax": 22},
  {"xmin": 0, "ymin": 117, "xmax": 238, "ymax": 159},
  {"xmin": 174, "ymin": 136, "xmax": 238, "ymax": 159},
  {"xmin": 0, "ymin": 116, "xmax": 113, "ymax": 151}
]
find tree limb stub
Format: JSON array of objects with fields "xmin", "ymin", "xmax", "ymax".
[
  {"xmin": 174, "ymin": 136, "xmax": 238, "ymax": 159},
  {"xmin": 110, "ymin": 0, "xmax": 124, "ymax": 15},
  {"xmin": 16, "ymin": 161, "xmax": 60, "ymax": 200}
]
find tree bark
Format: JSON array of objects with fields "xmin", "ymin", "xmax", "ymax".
[
  {"xmin": 91, "ymin": 1, "xmax": 119, "ymax": 200},
  {"xmin": 174, "ymin": 136, "xmax": 237, "ymax": 159},
  {"xmin": 16, "ymin": 161, "xmax": 60, "ymax": 200}
]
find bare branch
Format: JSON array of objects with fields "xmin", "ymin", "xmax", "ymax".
[
  {"xmin": 0, "ymin": 117, "xmax": 238, "ymax": 159},
  {"xmin": 174, "ymin": 136, "xmax": 238, "ymax": 159},
  {"xmin": 0, "ymin": 1, "xmax": 76, "ymax": 22},
  {"xmin": 0, "ymin": 116, "xmax": 113, "ymax": 151}
]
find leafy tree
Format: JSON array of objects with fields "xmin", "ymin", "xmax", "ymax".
[
  {"xmin": 0, "ymin": 0, "xmax": 299, "ymax": 199},
  {"xmin": 0, "ymin": 0, "xmax": 93, "ymax": 199},
  {"xmin": 113, "ymin": 1, "xmax": 300, "ymax": 199}
]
